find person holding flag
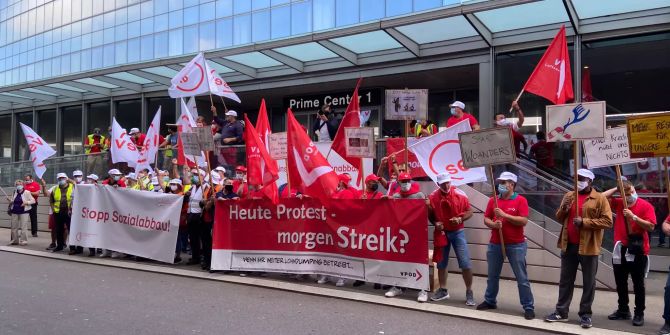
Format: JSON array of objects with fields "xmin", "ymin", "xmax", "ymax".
[{"xmin": 212, "ymin": 107, "xmax": 244, "ymax": 145}]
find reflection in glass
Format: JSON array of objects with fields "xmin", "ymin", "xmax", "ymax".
[
  {"xmin": 62, "ymin": 106, "xmax": 83, "ymax": 156},
  {"xmin": 15, "ymin": 112, "xmax": 33, "ymax": 161},
  {"xmin": 0, "ymin": 115, "xmax": 10, "ymax": 162}
]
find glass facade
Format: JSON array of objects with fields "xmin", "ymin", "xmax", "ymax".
[
  {"xmin": 62, "ymin": 105, "xmax": 82, "ymax": 155},
  {"xmin": 0, "ymin": 0, "xmax": 459, "ymax": 87}
]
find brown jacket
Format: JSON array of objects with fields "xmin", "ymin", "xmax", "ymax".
[{"xmin": 556, "ymin": 189, "xmax": 612, "ymax": 256}]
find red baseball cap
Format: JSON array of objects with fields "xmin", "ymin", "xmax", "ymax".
[
  {"xmin": 365, "ymin": 174, "xmax": 380, "ymax": 183},
  {"xmin": 398, "ymin": 172, "xmax": 412, "ymax": 181},
  {"xmin": 338, "ymin": 174, "xmax": 352, "ymax": 182},
  {"xmin": 235, "ymin": 165, "xmax": 247, "ymax": 172}
]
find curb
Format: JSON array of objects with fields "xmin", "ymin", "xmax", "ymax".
[{"xmin": 1, "ymin": 246, "xmax": 633, "ymax": 335}]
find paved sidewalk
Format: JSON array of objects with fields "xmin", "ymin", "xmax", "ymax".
[{"xmin": 1, "ymin": 228, "xmax": 666, "ymax": 335}]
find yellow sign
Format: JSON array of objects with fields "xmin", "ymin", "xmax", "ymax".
[{"xmin": 626, "ymin": 112, "xmax": 670, "ymax": 158}]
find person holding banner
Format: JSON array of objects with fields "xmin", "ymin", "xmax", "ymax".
[
  {"xmin": 102, "ymin": 169, "xmax": 126, "ymax": 188},
  {"xmin": 661, "ymin": 215, "xmax": 670, "ymax": 335},
  {"xmin": 477, "ymin": 172, "xmax": 535, "ymax": 320},
  {"xmin": 50, "ymin": 173, "xmax": 75, "ymax": 253},
  {"xmin": 185, "ymin": 168, "xmax": 208, "ymax": 266},
  {"xmin": 545, "ymin": 169, "xmax": 612, "ymax": 328},
  {"xmin": 361, "ymin": 174, "xmax": 386, "ymax": 199},
  {"xmin": 332, "ymin": 173, "xmax": 360, "ymax": 199},
  {"xmin": 8, "ymin": 179, "xmax": 35, "ymax": 246},
  {"xmin": 446, "ymin": 101, "xmax": 479, "ymax": 130},
  {"xmin": 427, "ymin": 173, "xmax": 475, "ymax": 306},
  {"xmin": 23, "ymin": 174, "xmax": 40, "ymax": 238},
  {"xmin": 602, "ymin": 181, "xmax": 656, "ymax": 327},
  {"xmin": 216, "ymin": 179, "xmax": 240, "ymax": 200},
  {"xmin": 166, "ymin": 178, "xmax": 188, "ymax": 263}
]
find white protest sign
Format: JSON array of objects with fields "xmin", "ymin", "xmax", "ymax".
[
  {"xmin": 194, "ymin": 126, "xmax": 215, "ymax": 152},
  {"xmin": 583, "ymin": 126, "xmax": 646, "ymax": 169},
  {"xmin": 458, "ymin": 127, "xmax": 516, "ymax": 168},
  {"xmin": 385, "ymin": 89, "xmax": 428, "ymax": 120},
  {"xmin": 344, "ymin": 127, "xmax": 375, "ymax": 158},
  {"xmin": 180, "ymin": 132, "xmax": 202, "ymax": 156},
  {"xmin": 546, "ymin": 101, "xmax": 606, "ymax": 142},
  {"xmin": 269, "ymin": 132, "xmax": 287, "ymax": 160},
  {"xmin": 69, "ymin": 185, "xmax": 182, "ymax": 263}
]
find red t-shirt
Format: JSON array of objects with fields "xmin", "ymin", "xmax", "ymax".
[
  {"xmin": 484, "ymin": 194, "xmax": 529, "ymax": 244},
  {"xmin": 611, "ymin": 198, "xmax": 656, "ymax": 255},
  {"xmin": 332, "ymin": 186, "xmax": 360, "ymax": 199},
  {"xmin": 446, "ymin": 113, "xmax": 478, "ymax": 129},
  {"xmin": 530, "ymin": 141, "xmax": 555, "ymax": 168},
  {"xmin": 512, "ymin": 130, "xmax": 526, "ymax": 157},
  {"xmin": 131, "ymin": 134, "xmax": 147, "ymax": 147},
  {"xmin": 85, "ymin": 135, "xmax": 104, "ymax": 153},
  {"xmin": 386, "ymin": 181, "xmax": 401, "ymax": 196},
  {"xmin": 567, "ymin": 193, "xmax": 589, "ymax": 244},
  {"xmin": 361, "ymin": 190, "xmax": 384, "ymax": 199},
  {"xmin": 102, "ymin": 179, "xmax": 127, "ymax": 187},
  {"xmin": 24, "ymin": 181, "xmax": 40, "ymax": 201},
  {"xmin": 429, "ymin": 188, "xmax": 470, "ymax": 232}
]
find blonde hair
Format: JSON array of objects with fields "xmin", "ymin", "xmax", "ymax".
[{"xmin": 14, "ymin": 179, "xmax": 23, "ymax": 186}]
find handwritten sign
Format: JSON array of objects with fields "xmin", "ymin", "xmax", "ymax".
[
  {"xmin": 626, "ymin": 112, "xmax": 670, "ymax": 158},
  {"xmin": 385, "ymin": 89, "xmax": 428, "ymax": 120},
  {"xmin": 583, "ymin": 126, "xmax": 646, "ymax": 169},
  {"xmin": 269, "ymin": 132, "xmax": 287, "ymax": 160},
  {"xmin": 180, "ymin": 132, "xmax": 201, "ymax": 156},
  {"xmin": 345, "ymin": 127, "xmax": 375, "ymax": 158},
  {"xmin": 546, "ymin": 101, "xmax": 606, "ymax": 142},
  {"xmin": 193, "ymin": 127, "xmax": 215, "ymax": 152},
  {"xmin": 458, "ymin": 127, "xmax": 516, "ymax": 168}
]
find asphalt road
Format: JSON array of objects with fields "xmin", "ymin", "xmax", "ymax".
[{"xmin": 0, "ymin": 252, "xmax": 547, "ymax": 335}]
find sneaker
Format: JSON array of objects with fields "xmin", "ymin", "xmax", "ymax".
[
  {"xmin": 430, "ymin": 288, "xmax": 450, "ymax": 301},
  {"xmin": 335, "ymin": 279, "xmax": 346, "ymax": 287},
  {"xmin": 99, "ymin": 251, "xmax": 112, "ymax": 258},
  {"xmin": 465, "ymin": 289, "xmax": 476, "ymax": 306},
  {"xmin": 658, "ymin": 323, "xmax": 670, "ymax": 335},
  {"xmin": 46, "ymin": 243, "xmax": 56, "ymax": 250},
  {"xmin": 608, "ymin": 310, "xmax": 632, "ymax": 320},
  {"xmin": 19, "ymin": 241, "xmax": 27, "ymax": 246},
  {"xmin": 580, "ymin": 316, "xmax": 592, "ymax": 328},
  {"xmin": 524, "ymin": 310, "xmax": 535, "ymax": 320},
  {"xmin": 317, "ymin": 275, "xmax": 329, "ymax": 284},
  {"xmin": 476, "ymin": 301, "xmax": 497, "ymax": 310},
  {"xmin": 632, "ymin": 314, "xmax": 644, "ymax": 327},
  {"xmin": 32, "ymin": 233, "xmax": 38, "ymax": 238},
  {"xmin": 385, "ymin": 287, "xmax": 403, "ymax": 298},
  {"xmin": 52, "ymin": 247, "xmax": 64, "ymax": 253},
  {"xmin": 417, "ymin": 290, "xmax": 428, "ymax": 303},
  {"xmin": 544, "ymin": 312, "xmax": 568, "ymax": 322}
]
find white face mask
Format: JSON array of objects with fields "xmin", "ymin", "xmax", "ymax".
[
  {"xmin": 577, "ymin": 181, "xmax": 589, "ymax": 191},
  {"xmin": 400, "ymin": 182, "xmax": 411, "ymax": 192},
  {"xmin": 235, "ymin": 173, "xmax": 244, "ymax": 180},
  {"xmin": 496, "ymin": 119, "xmax": 509, "ymax": 127},
  {"xmin": 75, "ymin": 177, "xmax": 83, "ymax": 182},
  {"xmin": 170, "ymin": 185, "xmax": 178, "ymax": 191}
]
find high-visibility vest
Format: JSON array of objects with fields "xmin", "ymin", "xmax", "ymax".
[
  {"xmin": 415, "ymin": 123, "xmax": 436, "ymax": 137},
  {"xmin": 85, "ymin": 134, "xmax": 106, "ymax": 154},
  {"xmin": 52, "ymin": 184, "xmax": 74, "ymax": 213}
]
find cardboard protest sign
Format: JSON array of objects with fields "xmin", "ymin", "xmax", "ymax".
[
  {"xmin": 583, "ymin": 126, "xmax": 646, "ymax": 169},
  {"xmin": 546, "ymin": 101, "xmax": 606, "ymax": 142},
  {"xmin": 194, "ymin": 126, "xmax": 215, "ymax": 152},
  {"xmin": 458, "ymin": 127, "xmax": 516, "ymax": 168},
  {"xmin": 385, "ymin": 89, "xmax": 428, "ymax": 120},
  {"xmin": 344, "ymin": 127, "xmax": 375, "ymax": 158},
  {"xmin": 269, "ymin": 132, "xmax": 287, "ymax": 160},
  {"xmin": 626, "ymin": 112, "xmax": 670, "ymax": 158},
  {"xmin": 180, "ymin": 132, "xmax": 201, "ymax": 156}
]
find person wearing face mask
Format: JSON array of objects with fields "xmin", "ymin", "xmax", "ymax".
[
  {"xmin": 216, "ymin": 179, "xmax": 240, "ymax": 200},
  {"xmin": 211, "ymin": 106, "xmax": 244, "ymax": 145},
  {"xmin": 545, "ymin": 169, "xmax": 612, "ymax": 328},
  {"xmin": 128, "ymin": 128, "xmax": 146, "ymax": 151},
  {"xmin": 72, "ymin": 170, "xmax": 84, "ymax": 184},
  {"xmin": 102, "ymin": 169, "xmax": 127, "ymax": 188},
  {"xmin": 126, "ymin": 173, "xmax": 139, "ymax": 190},
  {"xmin": 602, "ymin": 180, "xmax": 656, "ymax": 327},
  {"xmin": 494, "ymin": 106, "xmax": 528, "ymax": 157},
  {"xmin": 135, "ymin": 168, "xmax": 154, "ymax": 191},
  {"xmin": 414, "ymin": 119, "xmax": 438, "ymax": 138},
  {"xmin": 8, "ymin": 179, "xmax": 35, "ymax": 246},
  {"xmin": 494, "ymin": 101, "xmax": 525, "ymax": 131},
  {"xmin": 446, "ymin": 101, "xmax": 479, "ymax": 130},
  {"xmin": 426, "ymin": 173, "xmax": 475, "ymax": 305},
  {"xmin": 160, "ymin": 125, "xmax": 179, "ymax": 173},
  {"xmin": 476, "ymin": 172, "xmax": 534, "ymax": 320},
  {"xmin": 185, "ymin": 168, "xmax": 209, "ymax": 266},
  {"xmin": 50, "ymin": 173, "xmax": 75, "ymax": 253},
  {"xmin": 232, "ymin": 166, "xmax": 249, "ymax": 198},
  {"xmin": 331, "ymin": 173, "xmax": 360, "ymax": 200},
  {"xmin": 86, "ymin": 174, "xmax": 99, "ymax": 185},
  {"xmin": 165, "ymin": 179, "xmax": 188, "ymax": 263},
  {"xmin": 22, "ymin": 174, "xmax": 41, "ymax": 238},
  {"xmin": 84, "ymin": 127, "xmax": 107, "ymax": 178},
  {"xmin": 360, "ymin": 174, "xmax": 386, "ymax": 199}
]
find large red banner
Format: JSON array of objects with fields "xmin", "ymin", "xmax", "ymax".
[
  {"xmin": 212, "ymin": 198, "xmax": 429, "ymax": 290},
  {"xmin": 385, "ymin": 138, "xmax": 428, "ymax": 178}
]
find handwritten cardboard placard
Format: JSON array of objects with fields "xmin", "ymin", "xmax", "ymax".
[
  {"xmin": 269, "ymin": 132, "xmax": 287, "ymax": 160},
  {"xmin": 193, "ymin": 126, "xmax": 215, "ymax": 152},
  {"xmin": 385, "ymin": 89, "xmax": 428, "ymax": 120},
  {"xmin": 180, "ymin": 132, "xmax": 201, "ymax": 156},
  {"xmin": 345, "ymin": 127, "xmax": 375, "ymax": 158},
  {"xmin": 626, "ymin": 112, "xmax": 670, "ymax": 158},
  {"xmin": 583, "ymin": 126, "xmax": 646, "ymax": 169},
  {"xmin": 546, "ymin": 101, "xmax": 606, "ymax": 142},
  {"xmin": 458, "ymin": 127, "xmax": 516, "ymax": 168}
]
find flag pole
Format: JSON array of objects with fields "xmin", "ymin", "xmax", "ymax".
[
  {"xmin": 574, "ymin": 140, "xmax": 580, "ymax": 216},
  {"xmin": 488, "ymin": 164, "xmax": 506, "ymax": 261},
  {"xmin": 404, "ymin": 118, "xmax": 410, "ymax": 173},
  {"xmin": 208, "ymin": 93, "xmax": 215, "ymax": 108},
  {"xmin": 665, "ymin": 159, "xmax": 670, "ymax": 213},
  {"xmin": 219, "ymin": 96, "xmax": 229, "ymax": 112},
  {"xmin": 285, "ymin": 159, "xmax": 291, "ymax": 197},
  {"xmin": 508, "ymin": 90, "xmax": 525, "ymax": 113}
]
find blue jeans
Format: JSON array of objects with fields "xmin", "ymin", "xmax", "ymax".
[
  {"xmin": 436, "ymin": 229, "xmax": 472, "ymax": 270},
  {"xmin": 664, "ymin": 266, "xmax": 670, "ymax": 322},
  {"xmin": 484, "ymin": 242, "xmax": 534, "ymax": 311}
]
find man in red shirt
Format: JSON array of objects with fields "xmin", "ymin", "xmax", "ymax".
[
  {"xmin": 427, "ymin": 173, "xmax": 475, "ymax": 306},
  {"xmin": 129, "ymin": 128, "xmax": 146, "ymax": 151},
  {"xmin": 477, "ymin": 172, "xmax": 534, "ymax": 320},
  {"xmin": 102, "ymin": 169, "xmax": 127, "ymax": 188},
  {"xmin": 84, "ymin": 127, "xmax": 107, "ymax": 177},
  {"xmin": 446, "ymin": 101, "xmax": 479, "ymax": 130},
  {"xmin": 602, "ymin": 180, "xmax": 656, "ymax": 326},
  {"xmin": 360, "ymin": 174, "xmax": 386, "ymax": 199},
  {"xmin": 23, "ymin": 174, "xmax": 41, "ymax": 237},
  {"xmin": 232, "ymin": 166, "xmax": 248, "ymax": 198},
  {"xmin": 332, "ymin": 173, "xmax": 360, "ymax": 199},
  {"xmin": 529, "ymin": 131, "xmax": 555, "ymax": 172}
]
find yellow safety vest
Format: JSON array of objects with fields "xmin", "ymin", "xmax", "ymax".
[
  {"xmin": 85, "ymin": 134, "xmax": 107, "ymax": 154},
  {"xmin": 415, "ymin": 124, "xmax": 435, "ymax": 137},
  {"xmin": 52, "ymin": 184, "xmax": 74, "ymax": 213}
]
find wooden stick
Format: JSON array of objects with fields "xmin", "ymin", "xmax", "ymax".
[
  {"xmin": 219, "ymin": 95, "xmax": 229, "ymax": 112},
  {"xmin": 285, "ymin": 159, "xmax": 291, "ymax": 197},
  {"xmin": 665, "ymin": 159, "xmax": 670, "ymax": 213},
  {"xmin": 208, "ymin": 93, "xmax": 215, "ymax": 108},
  {"xmin": 615, "ymin": 165, "xmax": 633, "ymax": 236},
  {"xmin": 574, "ymin": 141, "xmax": 580, "ymax": 216},
  {"xmin": 508, "ymin": 90, "xmax": 524, "ymax": 113},
  {"xmin": 404, "ymin": 119, "xmax": 410, "ymax": 173},
  {"xmin": 489, "ymin": 165, "xmax": 506, "ymax": 261}
]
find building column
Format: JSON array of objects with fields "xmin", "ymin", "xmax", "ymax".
[
  {"xmin": 55, "ymin": 104, "xmax": 62, "ymax": 156},
  {"xmin": 478, "ymin": 48, "xmax": 494, "ymax": 128}
]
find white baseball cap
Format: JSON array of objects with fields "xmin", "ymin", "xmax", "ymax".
[
  {"xmin": 73, "ymin": 170, "xmax": 83, "ymax": 177},
  {"xmin": 436, "ymin": 173, "xmax": 452, "ymax": 185},
  {"xmin": 126, "ymin": 172, "xmax": 137, "ymax": 180},
  {"xmin": 225, "ymin": 110, "xmax": 238, "ymax": 117},
  {"xmin": 577, "ymin": 169, "xmax": 595, "ymax": 181},
  {"xmin": 169, "ymin": 178, "xmax": 182, "ymax": 185},
  {"xmin": 215, "ymin": 166, "xmax": 226, "ymax": 172},
  {"xmin": 450, "ymin": 101, "xmax": 465, "ymax": 110},
  {"xmin": 496, "ymin": 171, "xmax": 518, "ymax": 183},
  {"xmin": 129, "ymin": 128, "xmax": 140, "ymax": 135},
  {"xmin": 108, "ymin": 169, "xmax": 122, "ymax": 175},
  {"xmin": 87, "ymin": 174, "xmax": 99, "ymax": 181},
  {"xmin": 56, "ymin": 172, "xmax": 68, "ymax": 179}
]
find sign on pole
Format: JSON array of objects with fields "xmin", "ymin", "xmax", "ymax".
[
  {"xmin": 194, "ymin": 126, "xmax": 215, "ymax": 152},
  {"xmin": 344, "ymin": 127, "xmax": 375, "ymax": 158},
  {"xmin": 384, "ymin": 89, "xmax": 428, "ymax": 120},
  {"xmin": 269, "ymin": 132, "xmax": 287, "ymax": 160},
  {"xmin": 583, "ymin": 126, "xmax": 646, "ymax": 169},
  {"xmin": 180, "ymin": 132, "xmax": 201, "ymax": 156},
  {"xmin": 626, "ymin": 112, "xmax": 670, "ymax": 158},
  {"xmin": 458, "ymin": 127, "xmax": 516, "ymax": 168},
  {"xmin": 546, "ymin": 101, "xmax": 606, "ymax": 142}
]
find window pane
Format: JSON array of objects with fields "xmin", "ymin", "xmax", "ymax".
[
  {"xmin": 169, "ymin": 28, "xmax": 183, "ymax": 56},
  {"xmin": 216, "ymin": 0, "xmax": 232, "ymax": 18},
  {"xmin": 233, "ymin": 14, "xmax": 250, "ymax": 45},
  {"xmin": 169, "ymin": 0, "xmax": 183, "ymax": 11},
  {"xmin": 360, "ymin": 0, "xmax": 383, "ymax": 21},
  {"xmin": 115, "ymin": 23, "xmax": 127, "ymax": 41},
  {"xmin": 386, "ymin": 0, "xmax": 410, "ymax": 17},
  {"xmin": 38, "ymin": 110, "xmax": 57, "ymax": 152},
  {"xmin": 169, "ymin": 9, "xmax": 183, "ymax": 29},
  {"xmin": 115, "ymin": 40, "xmax": 127, "ymax": 64},
  {"xmin": 336, "ymin": 0, "xmax": 358, "ymax": 26},
  {"xmin": 127, "ymin": 3, "xmax": 140, "ymax": 22},
  {"xmin": 199, "ymin": 21, "xmax": 215, "ymax": 51},
  {"xmin": 154, "ymin": 32, "xmax": 168, "ymax": 58},
  {"xmin": 183, "ymin": 25, "xmax": 198, "ymax": 53},
  {"xmin": 141, "ymin": 17, "xmax": 153, "ymax": 35},
  {"xmin": 313, "ymin": 0, "xmax": 334, "ymax": 31},
  {"xmin": 87, "ymin": 102, "xmax": 110, "ymax": 137},
  {"xmin": 128, "ymin": 20, "xmax": 140, "ymax": 38},
  {"xmin": 147, "ymin": 97, "xmax": 176, "ymax": 140},
  {"xmin": 233, "ymin": 0, "xmax": 250, "ymax": 14},
  {"xmin": 72, "ymin": 0, "xmax": 82, "ymax": 21},
  {"xmin": 140, "ymin": 35, "xmax": 153, "ymax": 60},
  {"xmin": 115, "ymin": 100, "xmax": 142, "ymax": 132},
  {"xmin": 140, "ymin": 0, "xmax": 153, "ymax": 19},
  {"xmin": 80, "ymin": 48, "xmax": 91, "ymax": 70},
  {"xmin": 15, "ymin": 112, "xmax": 33, "ymax": 160},
  {"xmin": 200, "ymin": 2, "xmax": 215, "ymax": 22},
  {"xmin": 252, "ymin": 10, "xmax": 269, "ymax": 42},
  {"xmin": 271, "ymin": 5, "xmax": 290, "ymax": 39},
  {"xmin": 104, "ymin": 27, "xmax": 114, "ymax": 44},
  {"xmin": 155, "ymin": 13, "xmax": 168, "ymax": 31},
  {"xmin": 127, "ymin": 37, "xmax": 140, "ymax": 62},
  {"xmin": 104, "ymin": 11, "xmax": 115, "ymax": 28},
  {"xmin": 91, "ymin": 46, "xmax": 103, "ymax": 68},
  {"xmin": 62, "ymin": 106, "xmax": 83, "ymax": 156},
  {"xmin": 414, "ymin": 0, "xmax": 441, "ymax": 11},
  {"xmin": 215, "ymin": 18, "xmax": 232, "ymax": 48},
  {"xmin": 154, "ymin": 0, "xmax": 168, "ymax": 15},
  {"xmin": 291, "ymin": 1, "xmax": 311, "ymax": 35},
  {"xmin": 184, "ymin": 5, "xmax": 198, "ymax": 26},
  {"xmin": 0, "ymin": 115, "xmax": 12, "ymax": 162},
  {"xmin": 115, "ymin": 7, "xmax": 127, "ymax": 24}
]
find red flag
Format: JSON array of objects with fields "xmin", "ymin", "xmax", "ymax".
[
  {"xmin": 286, "ymin": 108, "xmax": 338, "ymax": 204},
  {"xmin": 330, "ymin": 78, "xmax": 363, "ymax": 183},
  {"xmin": 244, "ymin": 114, "xmax": 279, "ymax": 205},
  {"xmin": 255, "ymin": 98, "xmax": 271, "ymax": 150},
  {"xmin": 581, "ymin": 67, "xmax": 595, "ymax": 102},
  {"xmin": 521, "ymin": 25, "xmax": 573, "ymax": 104}
]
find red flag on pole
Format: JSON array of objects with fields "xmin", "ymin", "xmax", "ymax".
[
  {"xmin": 330, "ymin": 78, "xmax": 363, "ymax": 183},
  {"xmin": 581, "ymin": 67, "xmax": 595, "ymax": 102},
  {"xmin": 521, "ymin": 25, "xmax": 574, "ymax": 104},
  {"xmin": 286, "ymin": 108, "xmax": 338, "ymax": 204},
  {"xmin": 256, "ymin": 98, "xmax": 271, "ymax": 150},
  {"xmin": 244, "ymin": 113, "xmax": 279, "ymax": 204}
]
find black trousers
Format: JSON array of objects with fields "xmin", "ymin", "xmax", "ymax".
[
  {"xmin": 201, "ymin": 221, "xmax": 213, "ymax": 267},
  {"xmin": 556, "ymin": 243, "xmax": 599, "ymax": 317},
  {"xmin": 187, "ymin": 213, "xmax": 203, "ymax": 261},
  {"xmin": 613, "ymin": 245, "xmax": 647, "ymax": 316},
  {"xmin": 54, "ymin": 211, "xmax": 71, "ymax": 249},
  {"xmin": 29, "ymin": 204, "xmax": 38, "ymax": 235}
]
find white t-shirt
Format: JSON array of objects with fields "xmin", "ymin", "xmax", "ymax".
[
  {"xmin": 188, "ymin": 184, "xmax": 204, "ymax": 214},
  {"xmin": 317, "ymin": 120, "xmax": 330, "ymax": 142}
]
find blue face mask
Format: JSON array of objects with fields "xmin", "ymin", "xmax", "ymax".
[
  {"xmin": 450, "ymin": 108, "xmax": 457, "ymax": 116},
  {"xmin": 191, "ymin": 176, "xmax": 199, "ymax": 184},
  {"xmin": 626, "ymin": 192, "xmax": 638, "ymax": 204},
  {"xmin": 497, "ymin": 183, "xmax": 508, "ymax": 196}
]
